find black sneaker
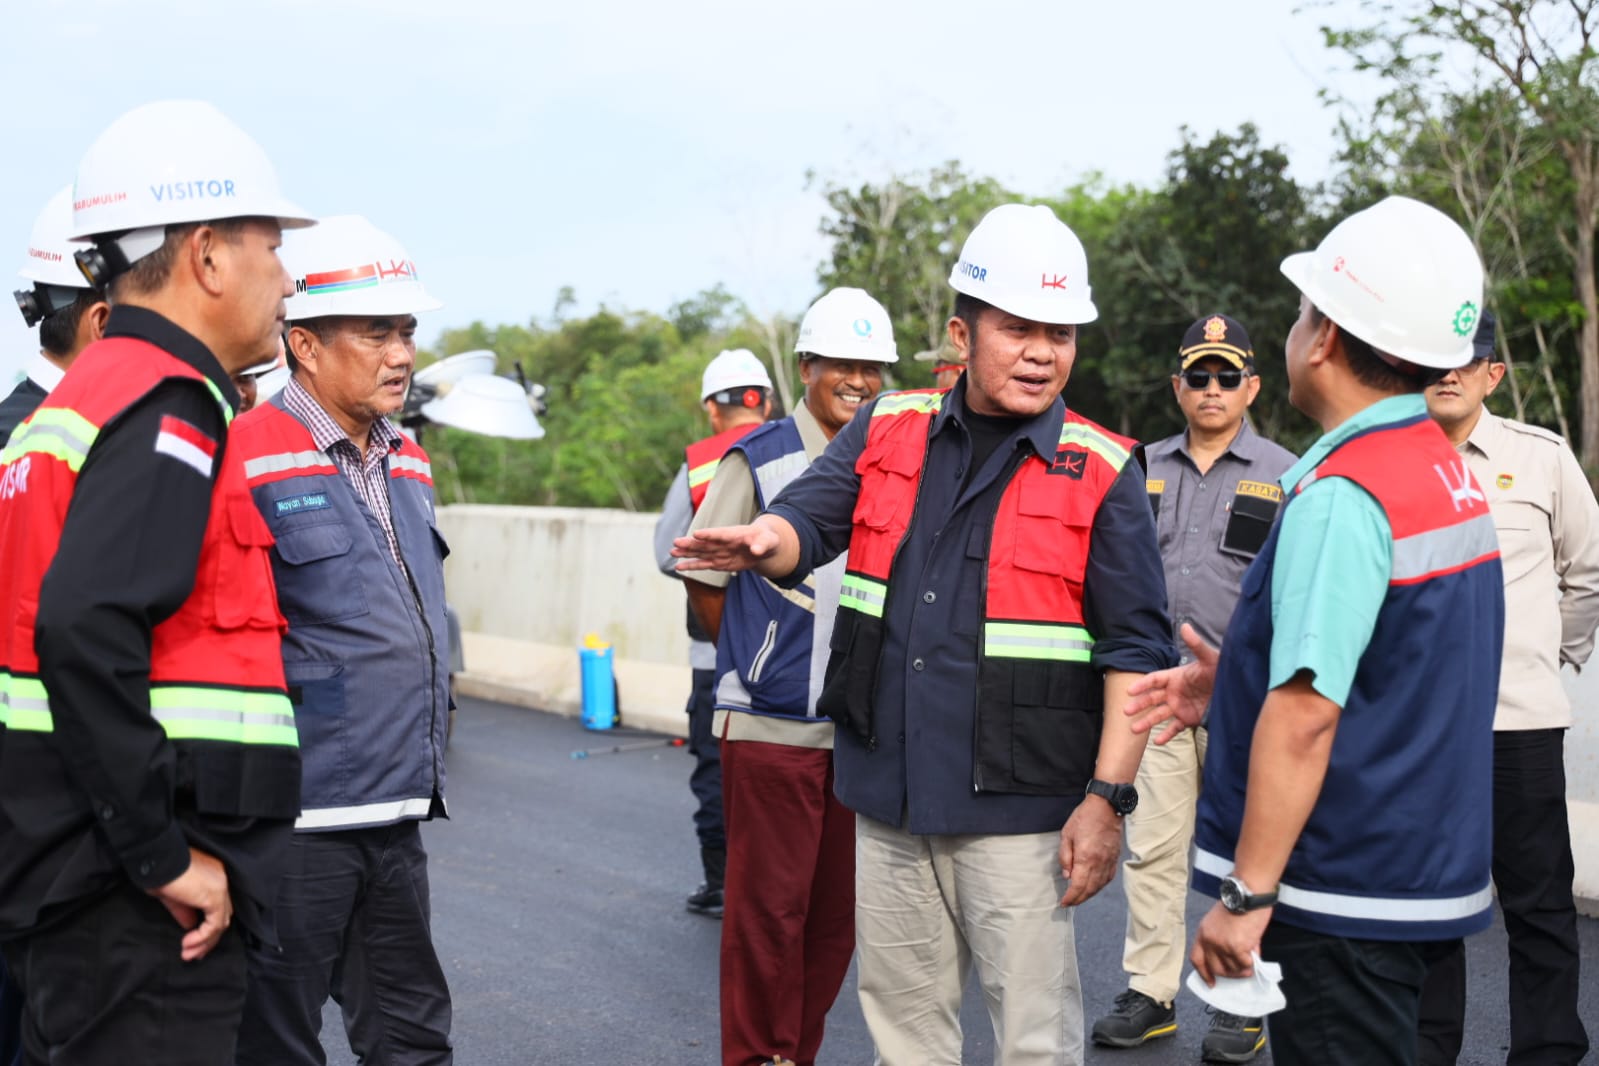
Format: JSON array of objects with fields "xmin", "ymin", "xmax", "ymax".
[
  {"xmin": 685, "ymin": 882, "xmax": 723, "ymax": 918},
  {"xmin": 1090, "ymin": 989, "xmax": 1177, "ymax": 1048},
  {"xmin": 1201, "ymin": 1009, "xmax": 1265, "ymax": 1063}
]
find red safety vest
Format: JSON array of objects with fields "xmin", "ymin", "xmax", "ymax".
[
  {"xmin": 0, "ymin": 336, "xmax": 296, "ymax": 755},
  {"xmin": 685, "ymin": 422, "xmax": 761, "ymax": 511},
  {"xmin": 821, "ymin": 390, "xmax": 1134, "ymax": 793}
]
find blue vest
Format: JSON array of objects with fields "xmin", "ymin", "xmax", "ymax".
[
  {"xmin": 1193, "ymin": 413, "xmax": 1504, "ymax": 941},
  {"xmin": 714, "ymin": 418, "xmax": 844, "ymax": 720},
  {"xmin": 234, "ymin": 399, "xmax": 452, "ymax": 832}
]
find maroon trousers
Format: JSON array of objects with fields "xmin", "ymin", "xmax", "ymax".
[{"xmin": 719, "ymin": 737, "xmax": 856, "ymax": 1066}]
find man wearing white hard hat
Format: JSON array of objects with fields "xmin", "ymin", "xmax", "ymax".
[
  {"xmin": 229, "ymin": 215, "xmax": 453, "ymax": 1066},
  {"xmin": 0, "ymin": 100, "xmax": 313, "ymax": 1065},
  {"xmin": 1125, "ymin": 196, "xmax": 1505, "ymax": 1065},
  {"xmin": 652, "ymin": 348, "xmax": 773, "ymax": 920},
  {"xmin": 2, "ymin": 186, "xmax": 111, "ymax": 443},
  {"xmin": 676, "ymin": 208, "xmax": 1176, "ymax": 1065},
  {"xmin": 681, "ymin": 288, "xmax": 893, "ymax": 1066}
]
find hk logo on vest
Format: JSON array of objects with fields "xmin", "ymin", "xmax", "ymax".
[{"xmin": 1434, "ymin": 460, "xmax": 1485, "ymax": 512}]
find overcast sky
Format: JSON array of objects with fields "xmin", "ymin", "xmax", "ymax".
[{"xmin": 1, "ymin": 0, "xmax": 1372, "ymax": 373}]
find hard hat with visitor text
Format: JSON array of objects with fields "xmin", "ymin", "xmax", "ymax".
[
  {"xmin": 701, "ymin": 348, "xmax": 774, "ymax": 401},
  {"xmin": 69, "ymin": 100, "xmax": 315, "ymax": 286},
  {"xmin": 15, "ymin": 185, "xmax": 93, "ymax": 327},
  {"xmin": 282, "ymin": 215, "xmax": 442, "ymax": 321},
  {"xmin": 793, "ymin": 287, "xmax": 898, "ymax": 363},
  {"xmin": 1279, "ymin": 195, "xmax": 1484, "ymax": 369},
  {"xmin": 948, "ymin": 203, "xmax": 1096, "ymax": 326}
]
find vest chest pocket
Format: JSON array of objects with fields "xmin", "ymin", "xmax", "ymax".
[
  {"xmin": 853, "ymin": 442, "xmax": 924, "ymax": 533},
  {"xmin": 272, "ymin": 521, "xmax": 370, "ymax": 625},
  {"xmin": 213, "ymin": 495, "xmax": 286, "ymax": 630},
  {"xmin": 1010, "ymin": 480, "xmax": 1091, "ymax": 588}
]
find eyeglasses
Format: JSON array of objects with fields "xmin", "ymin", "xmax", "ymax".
[{"xmin": 1180, "ymin": 368, "xmax": 1249, "ymax": 391}]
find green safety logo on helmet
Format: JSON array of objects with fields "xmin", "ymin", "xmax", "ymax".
[{"xmin": 1452, "ymin": 301, "xmax": 1479, "ymax": 337}]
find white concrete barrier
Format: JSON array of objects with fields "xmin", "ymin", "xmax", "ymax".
[{"xmin": 439, "ymin": 503, "xmax": 1599, "ymax": 908}]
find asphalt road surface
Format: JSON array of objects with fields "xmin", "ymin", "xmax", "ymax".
[{"xmin": 321, "ymin": 696, "xmax": 1598, "ymax": 1064}]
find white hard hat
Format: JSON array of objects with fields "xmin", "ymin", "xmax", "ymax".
[
  {"xmin": 422, "ymin": 374, "xmax": 546, "ymax": 440},
  {"xmin": 69, "ymin": 100, "xmax": 314, "ymax": 283},
  {"xmin": 949, "ymin": 203, "xmax": 1096, "ymax": 325},
  {"xmin": 15, "ymin": 185, "xmax": 93, "ymax": 327},
  {"xmin": 794, "ymin": 287, "xmax": 898, "ymax": 364},
  {"xmin": 283, "ymin": 215, "xmax": 442, "ymax": 322},
  {"xmin": 1280, "ymin": 195, "xmax": 1484, "ymax": 369},
  {"xmin": 701, "ymin": 348, "xmax": 774, "ymax": 401}
]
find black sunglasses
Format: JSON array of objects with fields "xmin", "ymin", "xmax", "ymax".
[{"xmin": 1180, "ymin": 368, "xmax": 1249, "ymax": 391}]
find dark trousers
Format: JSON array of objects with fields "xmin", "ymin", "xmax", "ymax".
[
  {"xmin": 688, "ymin": 667, "xmax": 724, "ymax": 851},
  {"xmin": 1418, "ymin": 728, "xmax": 1589, "ymax": 1065},
  {"xmin": 0, "ymin": 955, "xmax": 22, "ymax": 1066},
  {"xmin": 2, "ymin": 883, "xmax": 247, "ymax": 1066},
  {"xmin": 235, "ymin": 821, "xmax": 452, "ymax": 1066},
  {"xmin": 1263, "ymin": 920, "xmax": 1445, "ymax": 1066},
  {"xmin": 720, "ymin": 739, "xmax": 855, "ymax": 1066}
]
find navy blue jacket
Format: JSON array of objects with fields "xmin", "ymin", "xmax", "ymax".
[
  {"xmin": 768, "ymin": 380, "xmax": 1176, "ymax": 835},
  {"xmin": 234, "ymin": 399, "xmax": 450, "ymax": 832}
]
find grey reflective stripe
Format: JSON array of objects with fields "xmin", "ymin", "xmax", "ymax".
[
  {"xmin": 1391, "ymin": 513, "xmax": 1499, "ymax": 584},
  {"xmin": 752, "ymin": 450, "xmax": 808, "ymax": 505},
  {"xmin": 840, "ymin": 575, "xmax": 887, "ymax": 617},
  {"xmin": 390, "ymin": 454, "xmax": 432, "ymax": 478},
  {"xmin": 244, "ymin": 450, "xmax": 334, "ymax": 478},
  {"xmin": 150, "ymin": 706, "xmax": 298, "ymax": 730},
  {"xmin": 1194, "ymin": 847, "xmax": 1493, "ymax": 923},
  {"xmin": 714, "ymin": 666, "xmax": 754, "ymax": 713},
  {"xmin": 983, "ymin": 622, "xmax": 1094, "ymax": 661}
]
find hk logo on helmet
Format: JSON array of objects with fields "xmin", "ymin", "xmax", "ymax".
[
  {"xmin": 853, "ymin": 318, "xmax": 873, "ymax": 338},
  {"xmin": 1040, "ymin": 273, "xmax": 1068, "ymax": 290}
]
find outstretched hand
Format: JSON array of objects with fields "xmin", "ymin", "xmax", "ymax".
[
  {"xmin": 1124, "ymin": 623, "xmax": 1219, "ymax": 745},
  {"xmin": 671, "ymin": 522, "xmax": 781, "ymax": 573}
]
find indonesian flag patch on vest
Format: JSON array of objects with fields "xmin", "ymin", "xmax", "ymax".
[{"xmin": 154, "ymin": 415, "xmax": 217, "ymax": 478}]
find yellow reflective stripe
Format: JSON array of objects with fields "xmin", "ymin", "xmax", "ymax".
[
  {"xmin": 840, "ymin": 574, "xmax": 888, "ymax": 618},
  {"xmin": 872, "ymin": 392, "xmax": 943, "ymax": 418},
  {"xmin": 983, "ymin": 621, "xmax": 1094, "ymax": 662},
  {"xmin": 687, "ymin": 457, "xmax": 720, "ymax": 490},
  {"xmin": 1058, "ymin": 423, "xmax": 1130, "ymax": 473},
  {"xmin": 0, "ymin": 673, "xmax": 53, "ymax": 733},
  {"xmin": 0, "ymin": 409, "xmax": 101, "ymax": 471},
  {"xmin": 200, "ymin": 377, "xmax": 233, "ymax": 426},
  {"xmin": 149, "ymin": 686, "xmax": 299, "ymax": 747}
]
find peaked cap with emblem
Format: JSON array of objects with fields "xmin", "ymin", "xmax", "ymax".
[{"xmin": 1178, "ymin": 313, "xmax": 1254, "ymax": 371}]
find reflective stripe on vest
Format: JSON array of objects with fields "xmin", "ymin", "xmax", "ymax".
[
  {"xmin": 390, "ymin": 453, "xmax": 432, "ymax": 483},
  {"xmin": 149, "ymin": 685, "xmax": 298, "ymax": 746},
  {"xmin": 1, "ymin": 409, "xmax": 101, "ymax": 472},
  {"xmin": 244, "ymin": 450, "xmax": 339, "ymax": 483},
  {"xmin": 840, "ymin": 573, "xmax": 887, "ymax": 618},
  {"xmin": 983, "ymin": 621, "xmax": 1094, "ymax": 662},
  {"xmin": 1059, "ymin": 421, "xmax": 1130, "ymax": 470},
  {"xmin": 688, "ymin": 457, "xmax": 720, "ymax": 495},
  {"xmin": 1391, "ymin": 511, "xmax": 1499, "ymax": 585},
  {"xmin": 872, "ymin": 391, "xmax": 944, "ymax": 418},
  {"xmin": 0, "ymin": 673, "xmax": 53, "ymax": 733}
]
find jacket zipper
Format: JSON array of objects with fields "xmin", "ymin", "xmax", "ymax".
[{"xmin": 748, "ymin": 620, "xmax": 778, "ymax": 683}]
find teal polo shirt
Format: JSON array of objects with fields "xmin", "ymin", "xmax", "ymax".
[{"xmin": 1269, "ymin": 395, "xmax": 1427, "ymax": 704}]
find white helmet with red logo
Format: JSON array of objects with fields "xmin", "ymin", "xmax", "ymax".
[
  {"xmin": 948, "ymin": 203, "xmax": 1096, "ymax": 325},
  {"xmin": 69, "ymin": 100, "xmax": 315, "ymax": 286},
  {"xmin": 282, "ymin": 214, "xmax": 442, "ymax": 321},
  {"xmin": 14, "ymin": 185, "xmax": 94, "ymax": 327},
  {"xmin": 1280, "ymin": 195, "xmax": 1483, "ymax": 369}
]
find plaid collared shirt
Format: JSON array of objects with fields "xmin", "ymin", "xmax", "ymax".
[{"xmin": 282, "ymin": 377, "xmax": 406, "ymax": 566}]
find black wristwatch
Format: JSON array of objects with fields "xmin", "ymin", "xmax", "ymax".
[
  {"xmin": 1219, "ymin": 874, "xmax": 1279, "ymax": 914},
  {"xmin": 1085, "ymin": 778, "xmax": 1138, "ymax": 816}
]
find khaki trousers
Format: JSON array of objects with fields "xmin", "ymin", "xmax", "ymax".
[
  {"xmin": 854, "ymin": 814, "xmax": 1083, "ymax": 1066},
  {"xmin": 1120, "ymin": 724, "xmax": 1208, "ymax": 1004}
]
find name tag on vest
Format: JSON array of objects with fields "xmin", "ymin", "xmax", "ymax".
[{"xmin": 275, "ymin": 492, "xmax": 331, "ymax": 517}]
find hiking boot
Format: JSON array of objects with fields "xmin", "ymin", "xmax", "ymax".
[
  {"xmin": 685, "ymin": 845, "xmax": 725, "ymax": 918},
  {"xmin": 1200, "ymin": 1009, "xmax": 1266, "ymax": 1063},
  {"xmin": 1090, "ymin": 988, "xmax": 1177, "ymax": 1048}
]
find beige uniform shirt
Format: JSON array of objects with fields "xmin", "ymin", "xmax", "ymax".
[
  {"xmin": 1460, "ymin": 411, "xmax": 1599, "ymax": 730},
  {"xmin": 685, "ymin": 402, "xmax": 834, "ymax": 748}
]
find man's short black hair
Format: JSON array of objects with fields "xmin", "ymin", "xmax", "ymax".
[
  {"xmin": 953, "ymin": 292, "xmax": 992, "ymax": 342},
  {"xmin": 37, "ymin": 290, "xmax": 101, "ymax": 358},
  {"xmin": 107, "ymin": 217, "xmax": 256, "ymax": 304},
  {"xmin": 1307, "ymin": 304, "xmax": 1444, "ymax": 393}
]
